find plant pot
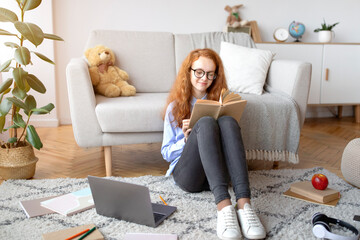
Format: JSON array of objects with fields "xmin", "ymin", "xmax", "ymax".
[
  {"xmin": 0, "ymin": 143, "xmax": 38, "ymax": 180},
  {"xmin": 318, "ymin": 30, "xmax": 333, "ymax": 43}
]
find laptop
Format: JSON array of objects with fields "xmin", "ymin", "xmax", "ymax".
[{"xmin": 87, "ymin": 176, "xmax": 176, "ymax": 227}]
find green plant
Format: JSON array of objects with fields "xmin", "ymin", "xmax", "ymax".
[
  {"xmin": 0, "ymin": 0, "xmax": 63, "ymax": 150},
  {"xmin": 314, "ymin": 19, "xmax": 339, "ymax": 32}
]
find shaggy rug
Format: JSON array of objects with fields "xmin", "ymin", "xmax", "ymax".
[{"xmin": 0, "ymin": 167, "xmax": 359, "ymax": 240}]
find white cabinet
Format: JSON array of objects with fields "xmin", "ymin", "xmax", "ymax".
[
  {"xmin": 256, "ymin": 43, "xmax": 360, "ymax": 105},
  {"xmin": 321, "ymin": 45, "xmax": 360, "ymax": 104}
]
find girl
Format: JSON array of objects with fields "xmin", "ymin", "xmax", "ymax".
[{"xmin": 161, "ymin": 48, "xmax": 265, "ymax": 240}]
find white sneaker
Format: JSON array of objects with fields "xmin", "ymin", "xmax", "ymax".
[
  {"xmin": 217, "ymin": 205, "xmax": 242, "ymax": 240},
  {"xmin": 237, "ymin": 203, "xmax": 266, "ymax": 239}
]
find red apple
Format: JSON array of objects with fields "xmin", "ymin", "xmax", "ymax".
[{"xmin": 311, "ymin": 174, "xmax": 328, "ymax": 190}]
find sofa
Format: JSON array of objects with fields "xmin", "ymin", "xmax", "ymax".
[{"xmin": 66, "ymin": 30, "xmax": 311, "ymax": 176}]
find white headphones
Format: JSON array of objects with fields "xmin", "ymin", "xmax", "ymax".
[{"xmin": 312, "ymin": 212, "xmax": 359, "ymax": 240}]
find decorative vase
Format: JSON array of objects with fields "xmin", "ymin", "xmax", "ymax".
[
  {"xmin": 0, "ymin": 143, "xmax": 38, "ymax": 180},
  {"xmin": 318, "ymin": 30, "xmax": 333, "ymax": 43}
]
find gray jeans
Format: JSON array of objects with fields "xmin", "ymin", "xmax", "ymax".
[{"xmin": 173, "ymin": 116, "xmax": 250, "ymax": 204}]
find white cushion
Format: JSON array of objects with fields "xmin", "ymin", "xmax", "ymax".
[
  {"xmin": 95, "ymin": 93, "xmax": 168, "ymax": 132},
  {"xmin": 220, "ymin": 41, "xmax": 273, "ymax": 95}
]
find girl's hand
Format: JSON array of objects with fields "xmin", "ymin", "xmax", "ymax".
[{"xmin": 182, "ymin": 119, "xmax": 192, "ymax": 142}]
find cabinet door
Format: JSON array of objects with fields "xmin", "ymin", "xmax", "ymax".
[
  {"xmin": 321, "ymin": 45, "xmax": 360, "ymax": 104},
  {"xmin": 256, "ymin": 43, "xmax": 323, "ymax": 104}
]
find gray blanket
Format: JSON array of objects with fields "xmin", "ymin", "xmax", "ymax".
[
  {"xmin": 190, "ymin": 32, "xmax": 300, "ymax": 163},
  {"xmin": 190, "ymin": 32, "xmax": 256, "ymax": 53},
  {"xmin": 241, "ymin": 85, "xmax": 300, "ymax": 163}
]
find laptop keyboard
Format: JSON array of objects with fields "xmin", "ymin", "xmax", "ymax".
[{"xmin": 153, "ymin": 212, "xmax": 165, "ymax": 222}]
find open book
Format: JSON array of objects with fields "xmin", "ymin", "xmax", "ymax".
[{"xmin": 189, "ymin": 89, "xmax": 247, "ymax": 128}]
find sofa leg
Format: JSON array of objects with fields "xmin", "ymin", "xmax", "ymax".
[
  {"xmin": 104, "ymin": 146, "xmax": 112, "ymax": 177},
  {"xmin": 272, "ymin": 161, "xmax": 279, "ymax": 169}
]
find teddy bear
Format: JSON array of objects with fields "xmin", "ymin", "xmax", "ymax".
[
  {"xmin": 224, "ymin": 4, "xmax": 248, "ymax": 28},
  {"xmin": 84, "ymin": 45, "xmax": 136, "ymax": 97}
]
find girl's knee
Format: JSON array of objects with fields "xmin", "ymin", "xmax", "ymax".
[
  {"xmin": 195, "ymin": 116, "xmax": 218, "ymax": 131},
  {"xmin": 218, "ymin": 116, "xmax": 239, "ymax": 129},
  {"xmin": 197, "ymin": 116, "xmax": 216, "ymax": 125}
]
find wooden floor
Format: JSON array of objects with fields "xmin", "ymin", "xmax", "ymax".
[{"xmin": 1, "ymin": 117, "xmax": 360, "ymax": 183}]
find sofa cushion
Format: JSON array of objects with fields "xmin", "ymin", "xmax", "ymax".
[
  {"xmin": 85, "ymin": 30, "xmax": 176, "ymax": 93},
  {"xmin": 220, "ymin": 41, "xmax": 273, "ymax": 95},
  {"xmin": 95, "ymin": 93, "xmax": 168, "ymax": 133}
]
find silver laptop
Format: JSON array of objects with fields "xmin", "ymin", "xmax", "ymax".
[{"xmin": 88, "ymin": 176, "xmax": 176, "ymax": 227}]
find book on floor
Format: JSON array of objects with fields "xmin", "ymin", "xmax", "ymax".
[
  {"xmin": 19, "ymin": 195, "xmax": 60, "ymax": 218},
  {"xmin": 40, "ymin": 187, "xmax": 94, "ymax": 216},
  {"xmin": 189, "ymin": 88, "xmax": 247, "ymax": 128},
  {"xmin": 124, "ymin": 233, "xmax": 178, "ymax": 240},
  {"xmin": 42, "ymin": 224, "xmax": 104, "ymax": 240},
  {"xmin": 283, "ymin": 181, "xmax": 340, "ymax": 206}
]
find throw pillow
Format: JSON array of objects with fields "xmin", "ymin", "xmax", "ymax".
[{"xmin": 219, "ymin": 41, "xmax": 274, "ymax": 95}]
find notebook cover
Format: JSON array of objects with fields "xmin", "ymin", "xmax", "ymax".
[
  {"xmin": 42, "ymin": 224, "xmax": 104, "ymax": 240},
  {"xmin": 19, "ymin": 195, "xmax": 60, "ymax": 218},
  {"xmin": 124, "ymin": 233, "xmax": 178, "ymax": 240},
  {"xmin": 40, "ymin": 188, "xmax": 94, "ymax": 216}
]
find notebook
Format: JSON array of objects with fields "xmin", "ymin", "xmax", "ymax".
[
  {"xmin": 19, "ymin": 195, "xmax": 60, "ymax": 218},
  {"xmin": 88, "ymin": 176, "xmax": 177, "ymax": 228},
  {"xmin": 42, "ymin": 224, "xmax": 104, "ymax": 240},
  {"xmin": 40, "ymin": 188, "xmax": 94, "ymax": 216}
]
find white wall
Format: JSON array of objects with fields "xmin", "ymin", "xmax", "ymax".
[{"xmin": 2, "ymin": 0, "xmax": 359, "ymax": 125}]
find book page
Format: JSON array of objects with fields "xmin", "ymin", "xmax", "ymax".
[
  {"xmin": 189, "ymin": 89, "xmax": 245, "ymax": 128},
  {"xmin": 195, "ymin": 99, "xmax": 221, "ymax": 105},
  {"xmin": 218, "ymin": 100, "xmax": 247, "ymax": 124},
  {"xmin": 223, "ymin": 92, "xmax": 242, "ymax": 104}
]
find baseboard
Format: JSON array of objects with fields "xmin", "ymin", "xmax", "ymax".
[
  {"xmin": 306, "ymin": 106, "xmax": 354, "ymax": 119},
  {"xmin": 28, "ymin": 119, "xmax": 60, "ymax": 128}
]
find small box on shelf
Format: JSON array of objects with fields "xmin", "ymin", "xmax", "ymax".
[
  {"xmin": 224, "ymin": 21, "xmax": 262, "ymax": 43},
  {"xmin": 225, "ymin": 26, "xmax": 251, "ymax": 35}
]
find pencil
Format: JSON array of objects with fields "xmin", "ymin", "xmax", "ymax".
[
  {"xmin": 78, "ymin": 226, "xmax": 96, "ymax": 240},
  {"xmin": 159, "ymin": 195, "xmax": 168, "ymax": 205},
  {"xmin": 65, "ymin": 228, "xmax": 90, "ymax": 240}
]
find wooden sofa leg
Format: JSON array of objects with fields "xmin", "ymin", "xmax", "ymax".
[
  {"xmin": 355, "ymin": 105, "xmax": 360, "ymax": 123},
  {"xmin": 272, "ymin": 161, "xmax": 279, "ymax": 169},
  {"xmin": 104, "ymin": 146, "xmax": 112, "ymax": 177}
]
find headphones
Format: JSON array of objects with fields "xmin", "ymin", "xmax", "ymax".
[{"xmin": 312, "ymin": 212, "xmax": 360, "ymax": 240}]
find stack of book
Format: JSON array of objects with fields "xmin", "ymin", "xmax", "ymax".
[{"xmin": 283, "ymin": 181, "xmax": 340, "ymax": 206}]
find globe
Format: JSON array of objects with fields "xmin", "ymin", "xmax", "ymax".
[{"xmin": 289, "ymin": 21, "xmax": 305, "ymax": 42}]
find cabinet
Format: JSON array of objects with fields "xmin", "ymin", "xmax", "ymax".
[{"xmin": 256, "ymin": 42, "xmax": 360, "ymax": 122}]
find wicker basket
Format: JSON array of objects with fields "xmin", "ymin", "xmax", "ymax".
[{"xmin": 0, "ymin": 143, "xmax": 38, "ymax": 180}]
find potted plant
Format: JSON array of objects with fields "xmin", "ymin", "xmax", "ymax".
[
  {"xmin": 0, "ymin": 0, "xmax": 63, "ymax": 179},
  {"xmin": 314, "ymin": 19, "xmax": 339, "ymax": 43}
]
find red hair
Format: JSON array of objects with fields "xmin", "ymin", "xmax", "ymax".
[{"xmin": 163, "ymin": 48, "xmax": 228, "ymax": 127}]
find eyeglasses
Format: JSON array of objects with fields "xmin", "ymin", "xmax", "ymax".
[{"xmin": 190, "ymin": 68, "xmax": 217, "ymax": 80}]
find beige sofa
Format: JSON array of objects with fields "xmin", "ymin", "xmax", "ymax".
[{"xmin": 66, "ymin": 30, "xmax": 311, "ymax": 176}]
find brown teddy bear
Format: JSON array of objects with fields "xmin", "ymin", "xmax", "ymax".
[
  {"xmin": 224, "ymin": 4, "xmax": 248, "ymax": 28},
  {"xmin": 85, "ymin": 45, "xmax": 136, "ymax": 97}
]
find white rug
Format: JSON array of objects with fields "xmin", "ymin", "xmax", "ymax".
[{"xmin": 0, "ymin": 167, "xmax": 359, "ymax": 240}]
